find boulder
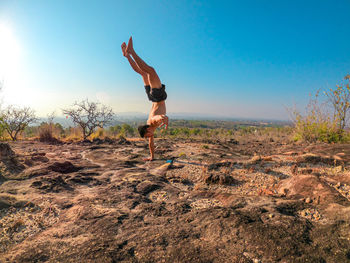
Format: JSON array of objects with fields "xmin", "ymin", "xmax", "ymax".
[
  {"xmin": 296, "ymin": 153, "xmax": 342, "ymax": 165},
  {"xmin": 277, "ymin": 174, "xmax": 349, "ymax": 206},
  {"xmin": 0, "ymin": 143, "xmax": 15, "ymax": 158},
  {"xmin": 48, "ymin": 161, "xmax": 81, "ymax": 174},
  {"xmin": 136, "ymin": 181, "xmax": 160, "ymax": 195}
]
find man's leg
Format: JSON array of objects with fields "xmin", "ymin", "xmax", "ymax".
[
  {"xmin": 126, "ymin": 37, "xmax": 162, "ymax": 89},
  {"xmin": 122, "ymin": 42, "xmax": 149, "ymax": 86}
]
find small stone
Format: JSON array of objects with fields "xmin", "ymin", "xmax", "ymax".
[
  {"xmin": 291, "ymin": 164, "xmax": 298, "ymax": 175},
  {"xmin": 305, "ymin": 197, "xmax": 312, "ymax": 203},
  {"xmin": 268, "ymin": 213, "xmax": 274, "ymax": 218},
  {"xmin": 264, "ymin": 168, "xmax": 271, "ymax": 173},
  {"xmin": 248, "ymin": 167, "xmax": 255, "ymax": 173},
  {"xmin": 316, "ymin": 196, "xmax": 321, "ymax": 204},
  {"xmin": 250, "ymin": 155, "xmax": 261, "ymax": 163},
  {"xmin": 300, "ymin": 210, "xmax": 307, "ymax": 217}
]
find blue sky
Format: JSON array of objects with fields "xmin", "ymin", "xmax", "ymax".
[{"xmin": 0, "ymin": 0, "xmax": 349, "ymax": 120}]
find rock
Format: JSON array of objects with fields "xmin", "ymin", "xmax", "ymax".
[
  {"xmin": 24, "ymin": 167, "xmax": 49, "ymax": 178},
  {"xmin": 300, "ymin": 168, "xmax": 314, "ymax": 174},
  {"xmin": 227, "ymin": 138, "xmax": 239, "ymax": 144},
  {"xmin": 67, "ymin": 174, "xmax": 95, "ymax": 184},
  {"xmin": 291, "ymin": 164, "xmax": 298, "ymax": 175},
  {"xmin": 136, "ymin": 181, "xmax": 160, "ymax": 195},
  {"xmin": 0, "ymin": 143, "xmax": 25, "ymax": 177},
  {"xmin": 248, "ymin": 167, "xmax": 255, "ymax": 173},
  {"xmin": 0, "ymin": 195, "xmax": 32, "ymax": 209},
  {"xmin": 207, "ymin": 161, "xmax": 233, "ymax": 171},
  {"xmin": 264, "ymin": 168, "xmax": 272, "ymax": 173},
  {"xmin": 284, "ymin": 151, "xmax": 299, "ymax": 156},
  {"xmin": 48, "ymin": 161, "xmax": 81, "ymax": 174},
  {"xmin": 262, "ymin": 156, "xmax": 273, "ymax": 161},
  {"xmin": 115, "ymin": 136, "xmax": 131, "ymax": 145},
  {"xmin": 31, "ymin": 175, "xmax": 73, "ymax": 193},
  {"xmin": 0, "ymin": 198, "xmax": 11, "ymax": 209},
  {"xmin": 296, "ymin": 153, "xmax": 342, "ymax": 165},
  {"xmin": 92, "ymin": 138, "xmax": 103, "ymax": 144},
  {"xmin": 277, "ymin": 174, "xmax": 349, "ymax": 206},
  {"xmin": 3, "ymin": 138, "xmax": 350, "ymax": 263},
  {"xmin": 103, "ymin": 136, "xmax": 116, "ymax": 144},
  {"xmin": 0, "ymin": 142, "xmax": 15, "ymax": 158},
  {"xmin": 305, "ymin": 197, "xmax": 312, "ymax": 203},
  {"xmin": 24, "ymin": 158, "xmax": 34, "ymax": 166},
  {"xmin": 31, "ymin": 154, "xmax": 49, "ymax": 163},
  {"xmin": 249, "ymin": 155, "xmax": 261, "ymax": 164},
  {"xmin": 204, "ymin": 173, "xmax": 237, "ymax": 185}
]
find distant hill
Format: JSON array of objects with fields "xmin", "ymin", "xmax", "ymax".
[{"xmin": 35, "ymin": 112, "xmax": 292, "ymax": 129}]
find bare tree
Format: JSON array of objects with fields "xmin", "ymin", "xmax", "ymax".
[
  {"xmin": 325, "ymin": 75, "xmax": 350, "ymax": 131},
  {"xmin": 62, "ymin": 99, "xmax": 114, "ymax": 140},
  {"xmin": 1, "ymin": 106, "xmax": 38, "ymax": 140}
]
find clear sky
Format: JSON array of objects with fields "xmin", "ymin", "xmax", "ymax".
[{"xmin": 0, "ymin": 0, "xmax": 349, "ymax": 120}]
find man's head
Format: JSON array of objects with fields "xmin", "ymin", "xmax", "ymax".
[{"xmin": 138, "ymin": 124, "xmax": 152, "ymax": 138}]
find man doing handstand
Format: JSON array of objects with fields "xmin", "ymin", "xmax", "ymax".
[{"xmin": 121, "ymin": 37, "xmax": 168, "ymax": 161}]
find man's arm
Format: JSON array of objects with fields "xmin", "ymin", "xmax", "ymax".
[
  {"xmin": 146, "ymin": 136, "xmax": 155, "ymax": 161},
  {"xmin": 150, "ymin": 115, "xmax": 168, "ymax": 130}
]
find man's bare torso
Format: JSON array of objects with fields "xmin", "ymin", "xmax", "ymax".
[{"xmin": 147, "ymin": 101, "xmax": 166, "ymax": 127}]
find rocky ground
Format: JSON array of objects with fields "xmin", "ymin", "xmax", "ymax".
[{"xmin": 0, "ymin": 137, "xmax": 350, "ymax": 262}]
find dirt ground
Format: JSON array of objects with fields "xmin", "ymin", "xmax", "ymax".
[{"xmin": 0, "ymin": 137, "xmax": 350, "ymax": 262}]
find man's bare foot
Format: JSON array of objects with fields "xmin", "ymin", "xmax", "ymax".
[
  {"xmin": 143, "ymin": 157, "xmax": 154, "ymax": 161},
  {"xmin": 121, "ymin": 42, "xmax": 128, "ymax": 57},
  {"xmin": 126, "ymin": 36, "xmax": 134, "ymax": 54}
]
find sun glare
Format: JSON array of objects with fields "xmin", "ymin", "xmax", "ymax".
[{"xmin": 0, "ymin": 23, "xmax": 21, "ymax": 81}]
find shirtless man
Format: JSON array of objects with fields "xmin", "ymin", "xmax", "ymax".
[{"xmin": 121, "ymin": 37, "xmax": 168, "ymax": 161}]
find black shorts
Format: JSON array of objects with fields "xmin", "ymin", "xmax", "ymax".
[{"xmin": 145, "ymin": 84, "xmax": 167, "ymax": 102}]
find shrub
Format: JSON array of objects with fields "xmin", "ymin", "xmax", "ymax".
[
  {"xmin": 90, "ymin": 128, "xmax": 105, "ymax": 140},
  {"xmin": 39, "ymin": 123, "xmax": 54, "ymax": 142},
  {"xmin": 290, "ymin": 79, "xmax": 350, "ymax": 143},
  {"xmin": 120, "ymin": 124, "xmax": 135, "ymax": 137}
]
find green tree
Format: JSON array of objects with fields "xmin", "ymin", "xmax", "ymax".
[
  {"xmin": 109, "ymin": 125, "xmax": 122, "ymax": 136},
  {"xmin": 121, "ymin": 124, "xmax": 135, "ymax": 137}
]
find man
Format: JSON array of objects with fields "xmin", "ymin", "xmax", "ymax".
[{"xmin": 121, "ymin": 37, "xmax": 168, "ymax": 161}]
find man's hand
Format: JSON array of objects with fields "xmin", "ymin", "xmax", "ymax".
[{"xmin": 160, "ymin": 115, "xmax": 168, "ymax": 130}]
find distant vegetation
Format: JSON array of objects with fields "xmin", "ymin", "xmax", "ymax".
[
  {"xmin": 11, "ymin": 119, "xmax": 292, "ymax": 144},
  {"xmin": 0, "ymin": 76, "xmax": 348, "ymax": 144}
]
